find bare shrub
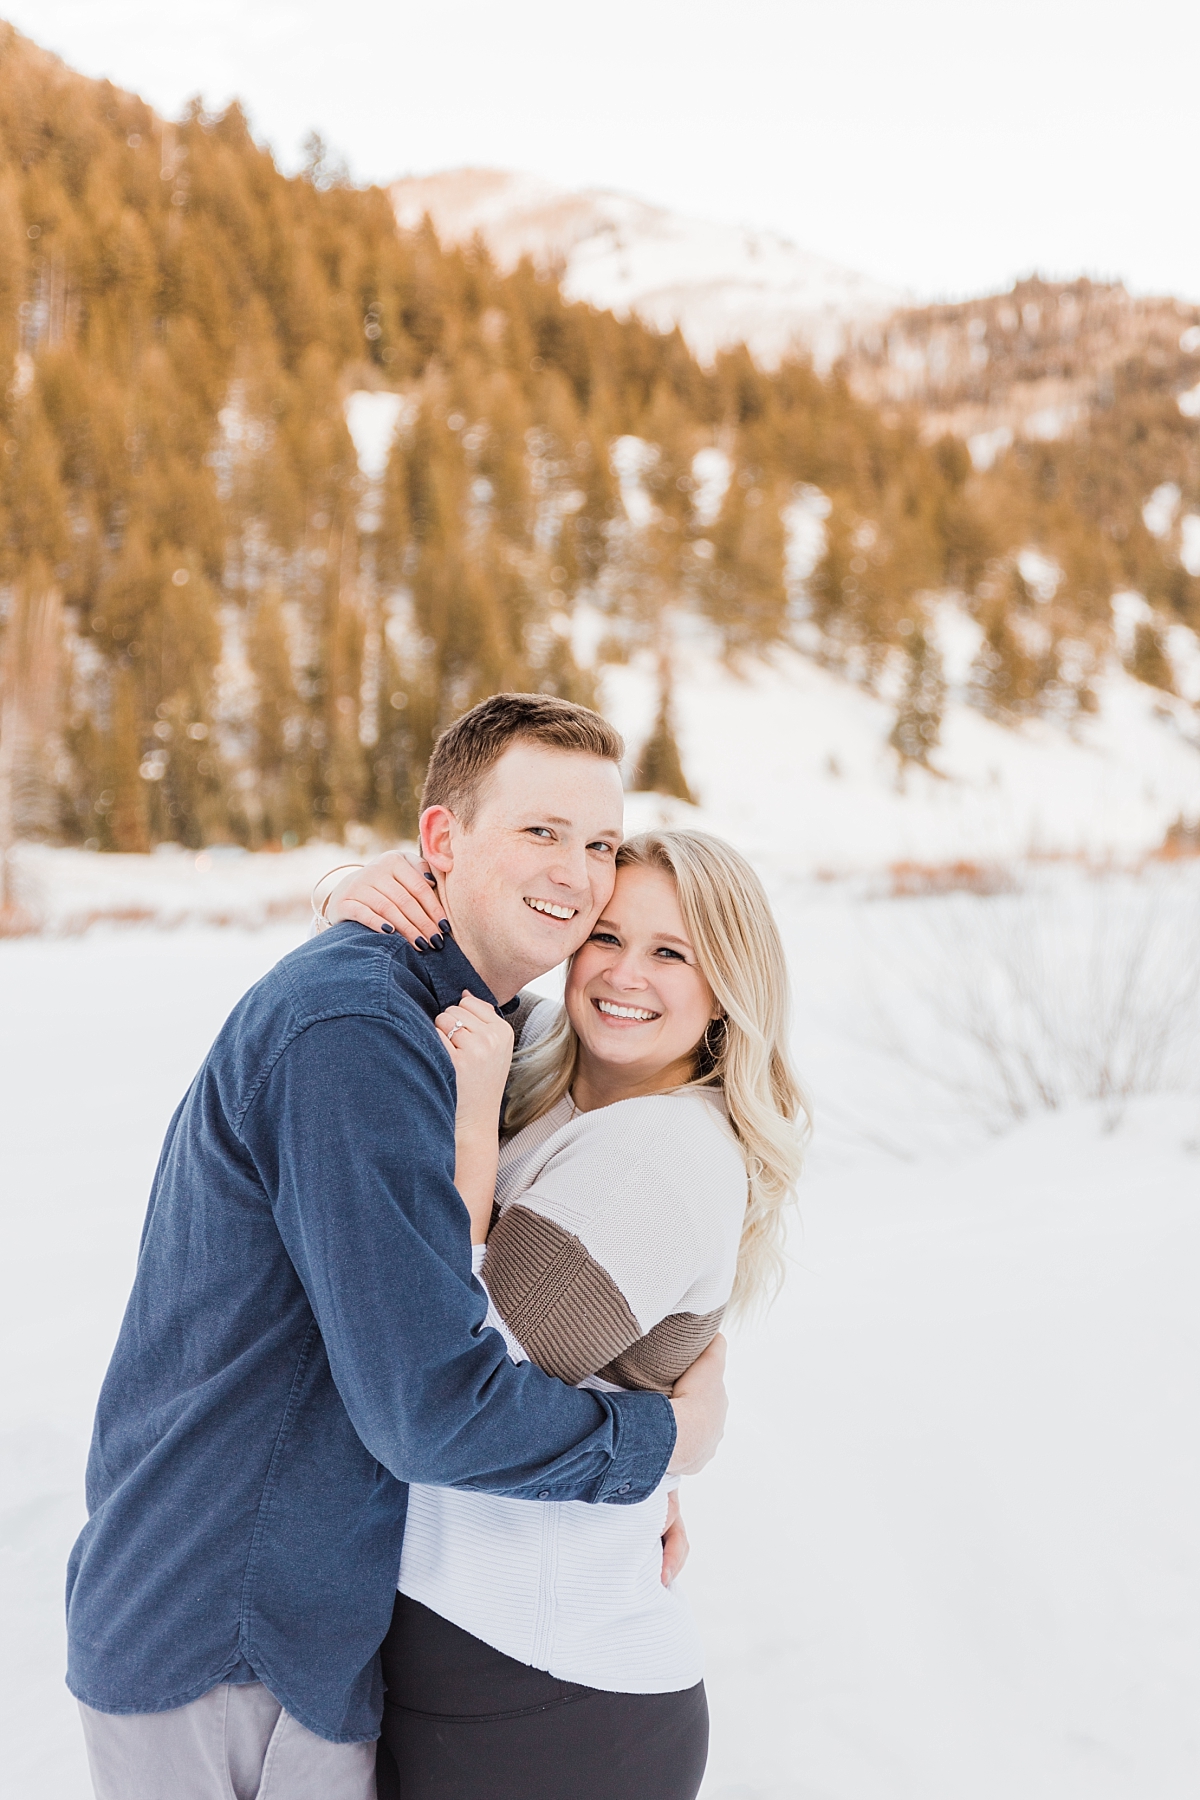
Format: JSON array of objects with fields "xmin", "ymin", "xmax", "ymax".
[
  {"xmin": 889, "ymin": 859, "xmax": 1015, "ymax": 899},
  {"xmin": 872, "ymin": 868, "xmax": 1200, "ymax": 1127},
  {"xmin": 0, "ymin": 899, "xmax": 39, "ymax": 937},
  {"xmin": 1158, "ymin": 815, "xmax": 1200, "ymax": 858}
]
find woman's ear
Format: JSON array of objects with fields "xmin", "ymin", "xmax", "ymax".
[{"xmin": 419, "ymin": 805, "xmax": 457, "ymax": 873}]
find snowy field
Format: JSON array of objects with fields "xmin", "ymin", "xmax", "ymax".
[{"xmin": 2, "ymin": 860, "xmax": 1198, "ymax": 1800}]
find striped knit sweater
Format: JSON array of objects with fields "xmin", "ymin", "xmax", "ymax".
[{"xmin": 398, "ymin": 998, "xmax": 749, "ymax": 1693}]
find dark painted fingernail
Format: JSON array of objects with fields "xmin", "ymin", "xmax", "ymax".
[
  {"xmin": 415, "ymin": 936, "xmax": 430, "ymax": 952},
  {"xmin": 438, "ymin": 920, "xmax": 451, "ymax": 935},
  {"xmin": 430, "ymin": 932, "xmax": 444, "ymax": 950},
  {"xmin": 380, "ymin": 922, "xmax": 395, "ymax": 934},
  {"xmin": 423, "ymin": 872, "xmax": 438, "ymax": 887}
]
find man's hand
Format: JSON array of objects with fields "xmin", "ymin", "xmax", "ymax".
[
  {"xmin": 660, "ymin": 1489, "xmax": 689, "ymax": 1586},
  {"xmin": 667, "ymin": 1334, "xmax": 727, "ymax": 1477}
]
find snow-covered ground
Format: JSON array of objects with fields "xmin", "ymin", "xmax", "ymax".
[
  {"xmin": 2, "ymin": 841, "xmax": 350, "ymax": 936},
  {"xmin": 2, "ymin": 862, "xmax": 1198, "ymax": 1798},
  {"xmin": 694, "ymin": 1091, "xmax": 1200, "ymax": 1800}
]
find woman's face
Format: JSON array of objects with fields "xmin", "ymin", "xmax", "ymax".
[{"xmin": 564, "ymin": 864, "xmax": 718, "ymax": 1088}]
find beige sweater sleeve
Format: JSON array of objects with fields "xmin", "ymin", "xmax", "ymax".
[{"xmin": 483, "ymin": 1091, "xmax": 745, "ymax": 1393}]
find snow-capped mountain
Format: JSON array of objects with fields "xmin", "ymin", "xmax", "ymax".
[{"xmin": 390, "ymin": 168, "xmax": 904, "ymax": 369}]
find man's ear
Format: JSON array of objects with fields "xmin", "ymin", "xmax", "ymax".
[{"xmin": 419, "ymin": 805, "xmax": 458, "ymax": 873}]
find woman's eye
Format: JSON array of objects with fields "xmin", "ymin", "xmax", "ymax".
[
  {"xmin": 589, "ymin": 932, "xmax": 621, "ymax": 946},
  {"xmin": 654, "ymin": 947, "xmax": 686, "ymax": 961}
]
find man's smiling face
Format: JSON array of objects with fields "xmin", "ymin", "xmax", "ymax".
[{"xmin": 421, "ymin": 741, "xmax": 625, "ymax": 1001}]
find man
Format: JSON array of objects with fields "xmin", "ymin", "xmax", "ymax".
[{"xmin": 67, "ymin": 693, "xmax": 727, "ymax": 1800}]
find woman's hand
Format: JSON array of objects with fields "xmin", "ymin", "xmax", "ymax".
[
  {"xmin": 660, "ymin": 1490, "xmax": 689, "ymax": 1586},
  {"xmin": 437, "ymin": 992, "xmax": 515, "ymax": 1130},
  {"xmin": 436, "ymin": 992, "xmax": 515, "ymax": 1242},
  {"xmin": 324, "ymin": 851, "xmax": 447, "ymax": 948}
]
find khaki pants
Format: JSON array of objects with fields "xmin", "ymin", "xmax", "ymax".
[{"xmin": 78, "ymin": 1681, "xmax": 376, "ymax": 1800}]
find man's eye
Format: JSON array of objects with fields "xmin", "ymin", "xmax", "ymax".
[
  {"xmin": 587, "ymin": 840, "xmax": 615, "ymax": 855},
  {"xmin": 526, "ymin": 826, "xmax": 554, "ymax": 839}
]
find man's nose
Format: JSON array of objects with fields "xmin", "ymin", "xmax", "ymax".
[{"xmin": 547, "ymin": 839, "xmax": 591, "ymax": 894}]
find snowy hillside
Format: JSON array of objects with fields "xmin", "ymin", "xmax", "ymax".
[
  {"xmin": 390, "ymin": 168, "xmax": 903, "ymax": 369},
  {"xmin": 606, "ymin": 627, "xmax": 1200, "ymax": 876},
  {"xmin": 4, "ymin": 621, "xmax": 1197, "ymax": 938}
]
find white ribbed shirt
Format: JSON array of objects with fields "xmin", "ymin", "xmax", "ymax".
[{"xmin": 398, "ymin": 1036, "xmax": 747, "ymax": 1694}]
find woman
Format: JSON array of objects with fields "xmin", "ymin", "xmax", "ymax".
[{"xmin": 324, "ymin": 830, "xmax": 807, "ymax": 1800}]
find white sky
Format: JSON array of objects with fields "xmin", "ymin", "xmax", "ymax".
[{"xmin": 8, "ymin": 0, "xmax": 1200, "ymax": 303}]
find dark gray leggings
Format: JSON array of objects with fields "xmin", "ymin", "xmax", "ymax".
[{"xmin": 377, "ymin": 1595, "xmax": 709, "ymax": 1800}]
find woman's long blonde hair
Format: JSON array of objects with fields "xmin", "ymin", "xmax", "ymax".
[{"xmin": 505, "ymin": 830, "xmax": 810, "ymax": 1314}]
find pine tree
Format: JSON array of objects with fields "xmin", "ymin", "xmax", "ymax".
[
  {"xmin": 969, "ymin": 593, "xmax": 1054, "ymax": 718},
  {"xmin": 698, "ymin": 466, "xmax": 789, "ymax": 652},
  {"xmin": 103, "ymin": 668, "xmax": 150, "ymax": 852},
  {"xmin": 889, "ymin": 628, "xmax": 945, "ymax": 767},
  {"xmin": 0, "ymin": 165, "xmax": 26, "ymax": 377},
  {"xmin": 245, "ymin": 584, "xmax": 308, "ymax": 844},
  {"xmin": 369, "ymin": 652, "xmax": 425, "ymax": 838},
  {"xmin": 0, "ymin": 565, "xmax": 63, "ymax": 912},
  {"xmin": 1129, "ymin": 620, "xmax": 1175, "ymax": 692},
  {"xmin": 633, "ymin": 675, "xmax": 694, "ymax": 803},
  {"xmin": 146, "ymin": 561, "xmax": 224, "ymax": 845}
]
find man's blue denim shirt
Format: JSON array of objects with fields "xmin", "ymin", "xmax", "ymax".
[{"xmin": 65, "ymin": 924, "xmax": 676, "ymax": 1743}]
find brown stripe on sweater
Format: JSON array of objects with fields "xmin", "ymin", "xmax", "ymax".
[
  {"xmin": 599, "ymin": 1307, "xmax": 726, "ymax": 1394},
  {"xmin": 483, "ymin": 1207, "xmax": 642, "ymax": 1387}
]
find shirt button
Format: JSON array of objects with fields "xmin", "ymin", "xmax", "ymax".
[
  {"xmin": 538, "ymin": 1490, "xmax": 550, "ymax": 1500},
  {"xmin": 617, "ymin": 1483, "xmax": 631, "ymax": 1494}
]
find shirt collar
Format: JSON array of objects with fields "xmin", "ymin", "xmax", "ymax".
[{"xmin": 399, "ymin": 931, "xmax": 503, "ymax": 1015}]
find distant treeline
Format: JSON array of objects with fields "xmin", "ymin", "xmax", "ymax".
[{"xmin": 0, "ymin": 23, "xmax": 1196, "ymax": 852}]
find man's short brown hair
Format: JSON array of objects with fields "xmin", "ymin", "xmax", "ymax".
[{"xmin": 420, "ymin": 693, "xmax": 625, "ymax": 825}]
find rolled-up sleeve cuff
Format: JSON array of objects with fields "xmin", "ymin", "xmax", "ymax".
[{"xmin": 595, "ymin": 1390, "xmax": 676, "ymax": 1504}]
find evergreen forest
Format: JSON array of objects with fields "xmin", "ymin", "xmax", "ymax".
[{"xmin": 1, "ymin": 23, "xmax": 1198, "ymax": 852}]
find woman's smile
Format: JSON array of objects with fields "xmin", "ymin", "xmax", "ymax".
[{"xmin": 592, "ymin": 996, "xmax": 663, "ymax": 1024}]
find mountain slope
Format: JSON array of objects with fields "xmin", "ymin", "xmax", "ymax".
[
  {"xmin": 1, "ymin": 25, "xmax": 1197, "ymax": 879},
  {"xmin": 390, "ymin": 168, "xmax": 903, "ymax": 369},
  {"xmin": 844, "ymin": 275, "xmax": 1200, "ymax": 465}
]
